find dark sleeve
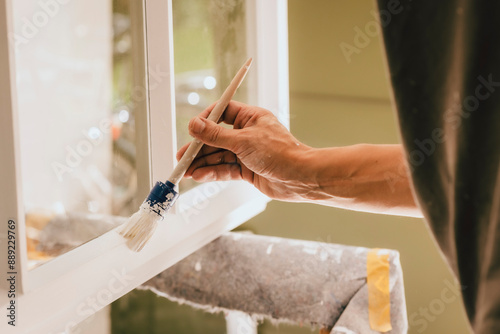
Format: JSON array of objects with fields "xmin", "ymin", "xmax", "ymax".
[{"xmin": 376, "ymin": 0, "xmax": 500, "ymax": 332}]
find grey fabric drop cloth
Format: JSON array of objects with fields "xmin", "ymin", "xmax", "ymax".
[{"xmin": 142, "ymin": 232, "xmax": 407, "ymax": 333}]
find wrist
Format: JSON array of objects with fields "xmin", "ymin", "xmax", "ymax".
[
  {"xmin": 292, "ymin": 146, "xmax": 331, "ymax": 202},
  {"xmin": 296, "ymin": 146, "xmax": 357, "ymax": 203}
]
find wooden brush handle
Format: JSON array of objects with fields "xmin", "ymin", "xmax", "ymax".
[{"xmin": 168, "ymin": 57, "xmax": 253, "ymax": 186}]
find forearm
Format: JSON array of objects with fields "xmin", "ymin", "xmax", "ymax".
[{"xmin": 297, "ymin": 144, "xmax": 422, "ymax": 217}]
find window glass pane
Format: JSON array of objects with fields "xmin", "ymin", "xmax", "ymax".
[
  {"xmin": 173, "ymin": 0, "xmax": 254, "ymax": 192},
  {"xmin": 13, "ymin": 0, "xmax": 145, "ymax": 269}
]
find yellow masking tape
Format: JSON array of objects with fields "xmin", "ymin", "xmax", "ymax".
[{"xmin": 367, "ymin": 248, "xmax": 392, "ymax": 332}]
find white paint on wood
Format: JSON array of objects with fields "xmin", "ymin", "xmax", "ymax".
[
  {"xmin": 246, "ymin": 0, "xmax": 289, "ymax": 128},
  {"xmin": 145, "ymin": 0, "xmax": 177, "ymax": 186}
]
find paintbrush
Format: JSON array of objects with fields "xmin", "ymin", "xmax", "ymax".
[{"xmin": 120, "ymin": 57, "xmax": 253, "ymax": 251}]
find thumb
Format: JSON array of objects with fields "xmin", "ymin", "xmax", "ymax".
[{"xmin": 189, "ymin": 116, "xmax": 237, "ymax": 151}]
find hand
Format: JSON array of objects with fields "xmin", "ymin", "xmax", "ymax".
[{"xmin": 176, "ymin": 101, "xmax": 314, "ymax": 201}]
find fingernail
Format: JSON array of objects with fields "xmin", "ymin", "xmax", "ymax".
[{"xmin": 191, "ymin": 117, "xmax": 205, "ymax": 134}]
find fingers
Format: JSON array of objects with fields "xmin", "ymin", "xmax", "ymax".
[
  {"xmin": 177, "ymin": 101, "xmax": 248, "ymax": 161},
  {"xmin": 185, "ymin": 150, "xmax": 238, "ymax": 177},
  {"xmin": 176, "ymin": 142, "xmax": 223, "ymax": 161},
  {"xmin": 188, "ymin": 117, "xmax": 244, "ymax": 152},
  {"xmin": 217, "ymin": 100, "xmax": 246, "ymax": 125},
  {"xmin": 197, "ymin": 101, "xmax": 218, "ymax": 120},
  {"xmin": 190, "ymin": 164, "xmax": 242, "ymax": 182},
  {"xmin": 177, "ymin": 144, "xmax": 241, "ymax": 183},
  {"xmin": 186, "ymin": 100, "xmax": 277, "ymax": 153},
  {"xmin": 200, "ymin": 100, "xmax": 248, "ymax": 126},
  {"xmin": 199, "ymin": 99, "xmax": 277, "ymax": 131}
]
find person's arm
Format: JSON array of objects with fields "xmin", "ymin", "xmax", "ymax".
[
  {"xmin": 297, "ymin": 144, "xmax": 421, "ymax": 217},
  {"xmin": 177, "ymin": 101, "xmax": 422, "ymax": 218}
]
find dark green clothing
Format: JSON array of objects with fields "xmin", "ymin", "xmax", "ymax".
[{"xmin": 377, "ymin": 0, "xmax": 500, "ymax": 332}]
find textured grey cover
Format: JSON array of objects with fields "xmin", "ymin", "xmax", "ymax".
[{"xmin": 142, "ymin": 232, "xmax": 408, "ymax": 333}]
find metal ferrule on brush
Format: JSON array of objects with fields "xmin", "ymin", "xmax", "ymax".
[{"xmin": 145, "ymin": 181, "xmax": 179, "ymax": 217}]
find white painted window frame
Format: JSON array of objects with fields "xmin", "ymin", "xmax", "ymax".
[{"xmin": 0, "ymin": 0, "xmax": 288, "ymax": 333}]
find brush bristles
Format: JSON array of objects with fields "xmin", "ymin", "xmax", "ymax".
[{"xmin": 120, "ymin": 203, "xmax": 163, "ymax": 252}]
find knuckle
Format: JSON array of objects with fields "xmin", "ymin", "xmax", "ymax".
[
  {"xmin": 188, "ymin": 118, "xmax": 197, "ymax": 132},
  {"xmin": 229, "ymin": 164, "xmax": 242, "ymax": 180},
  {"xmin": 207, "ymin": 125, "xmax": 222, "ymax": 143},
  {"xmin": 213, "ymin": 168, "xmax": 221, "ymax": 181}
]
